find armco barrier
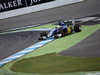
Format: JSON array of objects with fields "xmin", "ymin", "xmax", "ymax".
[{"xmin": 0, "ymin": 0, "xmax": 84, "ymax": 19}]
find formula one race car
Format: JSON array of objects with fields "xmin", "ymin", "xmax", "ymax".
[{"xmin": 38, "ymin": 20, "xmax": 82, "ymax": 40}]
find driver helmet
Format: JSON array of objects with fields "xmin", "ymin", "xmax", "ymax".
[{"xmin": 55, "ymin": 27, "xmax": 58, "ymax": 29}]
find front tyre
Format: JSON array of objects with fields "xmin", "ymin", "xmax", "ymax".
[
  {"xmin": 54, "ymin": 33, "xmax": 62, "ymax": 38},
  {"xmin": 38, "ymin": 31, "xmax": 47, "ymax": 40},
  {"xmin": 74, "ymin": 24, "xmax": 82, "ymax": 32}
]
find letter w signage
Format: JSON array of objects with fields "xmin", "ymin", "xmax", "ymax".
[{"xmin": 0, "ymin": 0, "xmax": 55, "ymax": 12}]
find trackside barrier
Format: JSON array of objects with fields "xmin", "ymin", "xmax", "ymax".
[
  {"xmin": 0, "ymin": 0, "xmax": 84, "ymax": 19},
  {"xmin": 0, "ymin": 0, "xmax": 55, "ymax": 12}
]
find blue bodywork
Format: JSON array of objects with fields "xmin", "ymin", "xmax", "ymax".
[
  {"xmin": 39, "ymin": 20, "xmax": 82, "ymax": 40},
  {"xmin": 47, "ymin": 22, "xmax": 69, "ymax": 38}
]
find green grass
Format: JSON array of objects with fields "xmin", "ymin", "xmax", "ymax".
[
  {"xmin": 0, "ymin": 24, "xmax": 100, "ymax": 75},
  {"xmin": 11, "ymin": 53, "xmax": 100, "ymax": 74},
  {"xmin": 10, "ymin": 24, "xmax": 100, "ymax": 74},
  {"xmin": 18, "ymin": 24, "xmax": 100, "ymax": 59}
]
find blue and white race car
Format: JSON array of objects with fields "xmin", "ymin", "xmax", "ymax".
[{"xmin": 38, "ymin": 21, "xmax": 82, "ymax": 40}]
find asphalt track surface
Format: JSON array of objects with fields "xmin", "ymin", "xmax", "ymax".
[
  {"xmin": 79, "ymin": 14, "xmax": 100, "ymax": 25},
  {"xmin": 0, "ymin": 0, "xmax": 100, "ymax": 60},
  {"xmin": 0, "ymin": 31, "xmax": 41, "ymax": 60},
  {"xmin": 0, "ymin": 0, "xmax": 100, "ymax": 30},
  {"xmin": 60, "ymin": 29, "xmax": 100, "ymax": 57}
]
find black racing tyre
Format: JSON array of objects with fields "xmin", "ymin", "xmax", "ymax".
[
  {"xmin": 74, "ymin": 24, "xmax": 82, "ymax": 32},
  {"xmin": 54, "ymin": 31, "xmax": 60, "ymax": 38},
  {"xmin": 40, "ymin": 31, "xmax": 47, "ymax": 37},
  {"xmin": 54, "ymin": 33, "xmax": 58, "ymax": 38},
  {"xmin": 38, "ymin": 31, "xmax": 47, "ymax": 40},
  {"xmin": 59, "ymin": 28, "xmax": 66, "ymax": 37}
]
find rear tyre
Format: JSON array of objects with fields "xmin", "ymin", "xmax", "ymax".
[
  {"xmin": 59, "ymin": 28, "xmax": 66, "ymax": 37},
  {"xmin": 74, "ymin": 24, "xmax": 82, "ymax": 32}
]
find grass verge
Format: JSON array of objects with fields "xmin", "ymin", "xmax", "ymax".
[
  {"xmin": 0, "ymin": 24, "xmax": 100, "ymax": 75},
  {"xmin": 11, "ymin": 53, "xmax": 100, "ymax": 74}
]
